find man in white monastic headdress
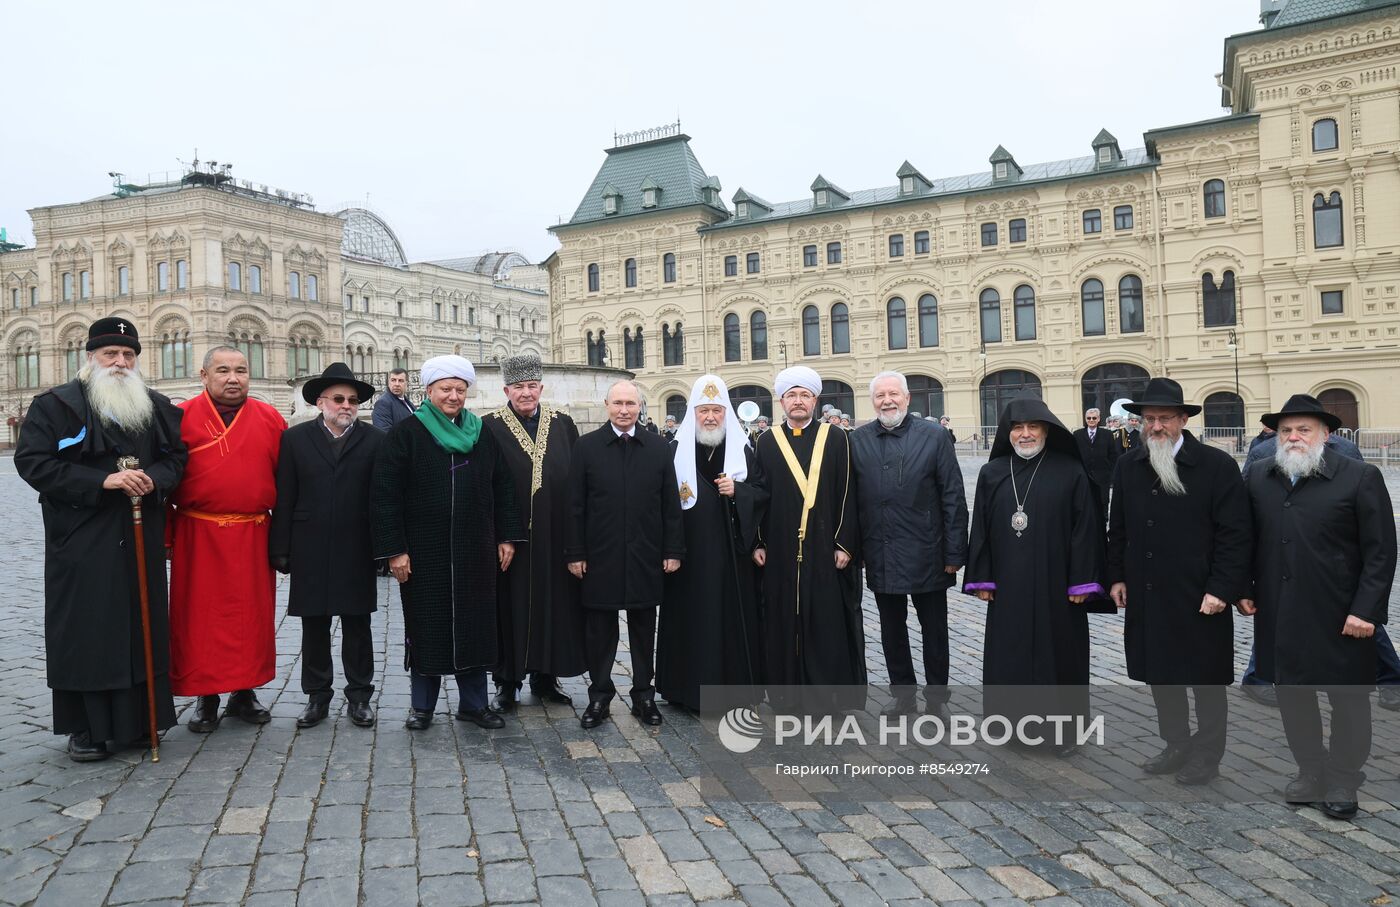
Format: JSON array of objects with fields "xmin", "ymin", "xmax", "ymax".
[
  {"xmin": 753, "ymin": 366, "xmax": 865, "ymax": 696},
  {"xmin": 655, "ymin": 375, "xmax": 769, "ymax": 711}
]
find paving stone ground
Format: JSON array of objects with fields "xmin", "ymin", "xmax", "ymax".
[{"xmin": 3, "ymin": 453, "xmax": 1400, "ymax": 906}]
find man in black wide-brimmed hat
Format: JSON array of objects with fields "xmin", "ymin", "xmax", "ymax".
[
  {"xmin": 1239, "ymin": 393, "xmax": 1396, "ymax": 820},
  {"xmin": 270, "ymin": 363, "xmax": 385, "ymax": 728},
  {"xmin": 1107, "ymin": 377, "xmax": 1252, "ymax": 786}
]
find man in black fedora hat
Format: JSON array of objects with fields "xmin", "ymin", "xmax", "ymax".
[
  {"xmin": 270, "ymin": 363, "xmax": 385, "ymax": 728},
  {"xmin": 1239, "ymin": 393, "xmax": 1396, "ymax": 819},
  {"xmin": 1107, "ymin": 377, "xmax": 1252, "ymax": 785}
]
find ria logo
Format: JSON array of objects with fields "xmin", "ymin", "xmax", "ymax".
[{"xmin": 717, "ymin": 707, "xmax": 764, "ymax": 754}]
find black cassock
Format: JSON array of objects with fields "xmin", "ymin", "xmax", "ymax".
[
  {"xmin": 483, "ymin": 405, "xmax": 586, "ymax": 683},
  {"xmin": 754, "ymin": 423, "xmax": 865, "ymax": 692},
  {"xmin": 657, "ymin": 440, "xmax": 768, "ymax": 710}
]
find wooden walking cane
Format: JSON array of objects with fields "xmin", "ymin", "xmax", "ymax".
[{"xmin": 116, "ymin": 456, "xmax": 160, "ymax": 762}]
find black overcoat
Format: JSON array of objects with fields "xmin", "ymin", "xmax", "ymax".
[
  {"xmin": 850, "ymin": 415, "xmax": 968, "ymax": 595},
  {"xmin": 269, "ymin": 417, "xmax": 385, "ymax": 617},
  {"xmin": 14, "ymin": 380, "xmax": 187, "ymax": 690},
  {"xmin": 1246, "ymin": 453, "xmax": 1396, "ymax": 685},
  {"xmin": 1073, "ymin": 426, "xmax": 1120, "ymax": 491},
  {"xmin": 565, "ymin": 424, "xmax": 685, "ymax": 610},
  {"xmin": 371, "ymin": 416, "xmax": 524, "ymax": 675},
  {"xmin": 1107, "ymin": 431, "xmax": 1252, "ymax": 684}
]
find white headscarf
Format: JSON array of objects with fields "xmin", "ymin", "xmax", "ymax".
[
  {"xmin": 673, "ymin": 374, "xmax": 749, "ymax": 511},
  {"xmin": 775, "ymin": 365, "xmax": 822, "ymax": 399},
  {"xmin": 421, "ymin": 355, "xmax": 476, "ymax": 388}
]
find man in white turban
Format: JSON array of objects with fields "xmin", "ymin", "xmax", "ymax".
[
  {"xmin": 753, "ymin": 367, "xmax": 865, "ymax": 699},
  {"xmin": 656, "ymin": 376, "xmax": 768, "ymax": 711}
]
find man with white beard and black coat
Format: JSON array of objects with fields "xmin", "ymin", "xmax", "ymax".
[
  {"xmin": 1240, "ymin": 394, "xmax": 1396, "ymax": 819},
  {"xmin": 15, "ymin": 318, "xmax": 188, "ymax": 761},
  {"xmin": 1107, "ymin": 378, "xmax": 1252, "ymax": 786}
]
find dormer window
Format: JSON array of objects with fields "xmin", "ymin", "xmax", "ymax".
[
  {"xmin": 901, "ymin": 176, "xmax": 914, "ymax": 194},
  {"xmin": 809, "ymin": 176, "xmax": 848, "ymax": 208},
  {"xmin": 1091, "ymin": 130, "xmax": 1122, "ymax": 169},
  {"xmin": 1098, "ymin": 147, "xmax": 1112, "ymax": 164},
  {"xmin": 737, "ymin": 201, "xmax": 749, "ymax": 219},
  {"xmin": 642, "ymin": 189, "xmax": 656, "ymax": 207},
  {"xmin": 815, "ymin": 189, "xmax": 829, "ymax": 207},
  {"xmin": 603, "ymin": 196, "xmax": 618, "ymax": 215},
  {"xmin": 989, "ymin": 146, "xmax": 1022, "ymax": 183},
  {"xmin": 995, "ymin": 162, "xmax": 1008, "ymax": 180}
]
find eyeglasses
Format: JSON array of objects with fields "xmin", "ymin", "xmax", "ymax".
[{"xmin": 320, "ymin": 394, "xmax": 360, "ymax": 406}]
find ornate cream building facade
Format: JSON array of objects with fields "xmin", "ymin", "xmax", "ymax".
[
  {"xmin": 0, "ymin": 167, "xmax": 547, "ymax": 443},
  {"xmin": 546, "ymin": 0, "xmax": 1400, "ymax": 433}
]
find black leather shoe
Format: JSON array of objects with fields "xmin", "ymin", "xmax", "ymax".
[
  {"xmin": 1143, "ymin": 742, "xmax": 1191, "ymax": 775},
  {"xmin": 225, "ymin": 690, "xmax": 271, "ymax": 725},
  {"xmin": 1175, "ymin": 759, "xmax": 1220, "ymax": 786},
  {"xmin": 296, "ymin": 696, "xmax": 332, "ymax": 728},
  {"xmin": 1285, "ymin": 772, "xmax": 1325, "ymax": 804},
  {"xmin": 455, "ymin": 708, "xmax": 505, "ymax": 729},
  {"xmin": 405, "ymin": 709, "xmax": 433, "ymax": 730},
  {"xmin": 580, "ymin": 698, "xmax": 611, "ymax": 729},
  {"xmin": 1242, "ymin": 683, "xmax": 1279, "ymax": 708},
  {"xmin": 491, "ymin": 685, "xmax": 518, "ymax": 712},
  {"xmin": 631, "ymin": 695, "xmax": 663, "ymax": 726},
  {"xmin": 188, "ymin": 695, "xmax": 222, "ymax": 733},
  {"xmin": 67, "ymin": 732, "xmax": 110, "ymax": 763},
  {"xmin": 530, "ymin": 676, "xmax": 574, "ymax": 706},
  {"xmin": 348, "ymin": 701, "xmax": 375, "ymax": 728},
  {"xmin": 1319, "ymin": 789, "xmax": 1359, "ymax": 819}
]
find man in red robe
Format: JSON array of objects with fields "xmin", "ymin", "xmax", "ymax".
[{"xmin": 168, "ymin": 345, "xmax": 286, "ymax": 731}]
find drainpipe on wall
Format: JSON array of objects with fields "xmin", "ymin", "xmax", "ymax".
[{"xmin": 699, "ymin": 229, "xmax": 711, "ymax": 371}]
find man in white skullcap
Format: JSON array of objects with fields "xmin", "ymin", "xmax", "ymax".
[
  {"xmin": 372, "ymin": 355, "xmax": 526, "ymax": 731},
  {"xmin": 655, "ymin": 375, "xmax": 769, "ymax": 711},
  {"xmin": 753, "ymin": 367, "xmax": 865, "ymax": 697}
]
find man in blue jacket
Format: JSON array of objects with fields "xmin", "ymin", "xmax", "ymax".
[{"xmin": 371, "ymin": 368, "xmax": 416, "ymax": 431}]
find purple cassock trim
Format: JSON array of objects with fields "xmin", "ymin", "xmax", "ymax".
[
  {"xmin": 963, "ymin": 583, "xmax": 997, "ymax": 592},
  {"xmin": 1067, "ymin": 583, "xmax": 1106, "ymax": 597}
]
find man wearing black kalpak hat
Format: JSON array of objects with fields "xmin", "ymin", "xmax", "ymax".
[
  {"xmin": 270, "ymin": 363, "xmax": 385, "ymax": 729},
  {"xmin": 1239, "ymin": 394, "xmax": 1396, "ymax": 820},
  {"xmin": 15, "ymin": 318, "xmax": 188, "ymax": 761},
  {"xmin": 1107, "ymin": 377, "xmax": 1252, "ymax": 786}
]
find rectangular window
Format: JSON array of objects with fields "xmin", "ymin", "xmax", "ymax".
[
  {"xmin": 62, "ymin": 272, "xmax": 73, "ymax": 300},
  {"xmin": 289, "ymin": 271, "xmax": 300, "ymax": 299},
  {"xmin": 345, "ymin": 293, "xmax": 354, "ymax": 310},
  {"xmin": 1009, "ymin": 219, "xmax": 1026, "ymax": 243},
  {"xmin": 914, "ymin": 230, "xmax": 929, "ymax": 254},
  {"xmin": 995, "ymin": 162, "xmax": 1008, "ymax": 180},
  {"xmin": 1321, "ymin": 290, "xmax": 1344, "ymax": 315},
  {"xmin": 1083, "ymin": 209, "xmax": 1102, "ymax": 234},
  {"xmin": 9, "ymin": 288, "xmax": 16, "ymax": 308},
  {"xmin": 452, "ymin": 305, "xmax": 459, "ymax": 322},
  {"xmin": 250, "ymin": 265, "xmax": 263, "ymax": 294},
  {"xmin": 520, "ymin": 317, "xmax": 526, "ymax": 331},
  {"xmin": 826, "ymin": 242, "xmax": 841, "ymax": 264},
  {"xmin": 746, "ymin": 252, "xmax": 760, "ymax": 274},
  {"xmin": 361, "ymin": 296, "xmax": 369, "ymax": 312},
  {"xmin": 157, "ymin": 262, "xmax": 168, "ymax": 292},
  {"xmin": 889, "ymin": 234, "xmax": 904, "ymax": 258},
  {"xmin": 80, "ymin": 271, "xmax": 90, "ymax": 298},
  {"xmin": 177, "ymin": 259, "xmax": 188, "ymax": 289},
  {"xmin": 496, "ymin": 314, "xmax": 502, "ymax": 328},
  {"xmin": 434, "ymin": 302, "xmax": 442, "ymax": 321},
  {"xmin": 307, "ymin": 274, "xmax": 318, "ymax": 301},
  {"xmin": 118, "ymin": 266, "xmax": 130, "ymax": 295},
  {"xmin": 1114, "ymin": 205, "xmax": 1134, "ymax": 230},
  {"xmin": 724, "ymin": 255, "xmax": 737, "ymax": 277},
  {"xmin": 803, "ymin": 245, "xmax": 817, "ymax": 267},
  {"xmin": 30, "ymin": 287, "xmax": 37, "ymax": 306},
  {"xmin": 980, "ymin": 223, "xmax": 997, "ymax": 247}
]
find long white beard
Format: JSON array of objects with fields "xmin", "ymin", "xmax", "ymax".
[
  {"xmin": 1275, "ymin": 440, "xmax": 1325, "ymax": 480},
  {"xmin": 1146, "ymin": 436, "xmax": 1187, "ymax": 496},
  {"xmin": 696, "ymin": 425, "xmax": 725, "ymax": 448},
  {"xmin": 877, "ymin": 408, "xmax": 907, "ymax": 429},
  {"xmin": 80, "ymin": 362, "xmax": 153, "ymax": 431}
]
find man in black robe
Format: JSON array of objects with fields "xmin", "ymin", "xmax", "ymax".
[
  {"xmin": 963, "ymin": 397, "xmax": 1106, "ymax": 756},
  {"xmin": 753, "ymin": 366, "xmax": 864, "ymax": 704},
  {"xmin": 1107, "ymin": 378, "xmax": 1252, "ymax": 786},
  {"xmin": 567, "ymin": 380, "xmax": 685, "ymax": 729},
  {"xmin": 15, "ymin": 318, "xmax": 187, "ymax": 761},
  {"xmin": 483, "ymin": 354, "xmax": 585, "ymax": 710},
  {"xmin": 657, "ymin": 375, "xmax": 767, "ymax": 712},
  {"xmin": 1241, "ymin": 394, "xmax": 1396, "ymax": 819}
]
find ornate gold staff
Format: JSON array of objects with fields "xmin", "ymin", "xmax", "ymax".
[{"xmin": 116, "ymin": 455, "xmax": 159, "ymax": 762}]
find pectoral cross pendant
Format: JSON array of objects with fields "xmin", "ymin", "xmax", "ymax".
[{"xmin": 1011, "ymin": 508, "xmax": 1029, "ymax": 537}]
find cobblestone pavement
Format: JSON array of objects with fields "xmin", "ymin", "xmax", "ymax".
[{"xmin": 3, "ymin": 454, "xmax": 1400, "ymax": 906}]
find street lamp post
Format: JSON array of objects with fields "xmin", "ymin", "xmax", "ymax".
[
  {"xmin": 978, "ymin": 340, "xmax": 988, "ymax": 448},
  {"xmin": 1226, "ymin": 329, "xmax": 1240, "ymax": 398}
]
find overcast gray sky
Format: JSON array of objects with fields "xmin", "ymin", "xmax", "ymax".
[{"xmin": 1, "ymin": 0, "xmax": 1264, "ymax": 263}]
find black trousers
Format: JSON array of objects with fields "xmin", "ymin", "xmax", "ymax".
[
  {"xmin": 585, "ymin": 607, "xmax": 656, "ymax": 699},
  {"xmin": 1151, "ymin": 684, "xmax": 1228, "ymax": 765},
  {"xmin": 1276, "ymin": 685, "xmax": 1372, "ymax": 792},
  {"xmin": 874, "ymin": 591, "xmax": 949, "ymax": 700},
  {"xmin": 301, "ymin": 615, "xmax": 374, "ymax": 702}
]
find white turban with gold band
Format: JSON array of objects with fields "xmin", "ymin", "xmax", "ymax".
[
  {"xmin": 673, "ymin": 374, "xmax": 750, "ymax": 511},
  {"xmin": 774, "ymin": 365, "xmax": 822, "ymax": 399}
]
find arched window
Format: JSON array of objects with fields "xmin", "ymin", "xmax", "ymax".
[
  {"xmin": 729, "ymin": 384, "xmax": 773, "ymax": 420},
  {"xmin": 1013, "ymin": 285, "xmax": 1036, "ymax": 341},
  {"xmin": 1204, "ymin": 391, "xmax": 1244, "ymax": 430},
  {"xmin": 307, "ymin": 274, "xmax": 318, "ymax": 301},
  {"xmin": 906, "ymin": 374, "xmax": 944, "ymax": 418},
  {"xmin": 289, "ymin": 271, "xmax": 301, "ymax": 300},
  {"xmin": 1119, "ymin": 275, "xmax": 1144, "ymax": 333},
  {"xmin": 176, "ymin": 259, "xmax": 188, "ymax": 289},
  {"xmin": 1313, "ymin": 191, "xmax": 1343, "ymax": 248},
  {"xmin": 1204, "ymin": 179, "xmax": 1227, "ymax": 218},
  {"xmin": 1312, "ymin": 118, "xmax": 1339, "ymax": 152},
  {"xmin": 13, "ymin": 335, "xmax": 39, "ymax": 388},
  {"xmin": 623, "ymin": 326, "xmax": 644, "ymax": 369},
  {"xmin": 662, "ymin": 323, "xmax": 684, "ymax": 366},
  {"xmin": 1081, "ymin": 279, "xmax": 1105, "ymax": 336},
  {"xmin": 886, "ymin": 297, "xmax": 907, "ymax": 350},
  {"xmin": 249, "ymin": 265, "xmax": 262, "ymax": 295},
  {"xmin": 750, "ymin": 311, "xmax": 768, "ymax": 360},
  {"xmin": 586, "ymin": 263, "xmax": 599, "ymax": 293},
  {"xmin": 161, "ymin": 331, "xmax": 190, "ymax": 379},
  {"xmin": 723, "ymin": 313, "xmax": 742, "ymax": 362},
  {"xmin": 1317, "ymin": 388, "xmax": 1359, "ymax": 430},
  {"xmin": 802, "ymin": 305, "xmax": 820, "ymax": 355},
  {"xmin": 625, "ymin": 258, "xmax": 636, "ymax": 288},
  {"xmin": 156, "ymin": 262, "xmax": 168, "ymax": 292},
  {"xmin": 980, "ymin": 369, "xmax": 1042, "ymax": 428},
  {"xmin": 227, "ymin": 261, "xmax": 241, "ymax": 291},
  {"xmin": 118, "ymin": 266, "xmax": 130, "ymax": 295},
  {"xmin": 585, "ymin": 330, "xmax": 600, "ymax": 366},
  {"xmin": 979, "ymin": 289, "xmax": 1001, "ymax": 343},
  {"xmin": 918, "ymin": 293, "xmax": 939, "ymax": 348},
  {"xmin": 1203, "ymin": 271, "xmax": 1237, "ymax": 327},
  {"xmin": 820, "ymin": 380, "xmax": 854, "ymax": 420},
  {"xmin": 1080, "ymin": 363, "xmax": 1150, "ymax": 415},
  {"xmin": 663, "ymin": 253, "xmax": 676, "ymax": 283},
  {"xmin": 665, "ymin": 394, "xmax": 687, "ymax": 423},
  {"xmin": 64, "ymin": 339, "xmax": 81, "ymax": 380},
  {"xmin": 622, "ymin": 328, "xmax": 634, "ymax": 368},
  {"xmin": 830, "ymin": 302, "xmax": 850, "ymax": 354}
]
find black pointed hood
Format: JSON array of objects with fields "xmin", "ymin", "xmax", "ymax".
[{"xmin": 988, "ymin": 396, "xmax": 1082, "ymax": 464}]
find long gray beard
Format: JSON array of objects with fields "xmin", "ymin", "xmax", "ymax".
[
  {"xmin": 1275, "ymin": 441, "xmax": 1325, "ymax": 480},
  {"xmin": 80, "ymin": 362, "xmax": 153, "ymax": 431},
  {"xmin": 696, "ymin": 425, "xmax": 725, "ymax": 448},
  {"xmin": 1146, "ymin": 436, "xmax": 1187, "ymax": 496},
  {"xmin": 877, "ymin": 409, "xmax": 906, "ymax": 429}
]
